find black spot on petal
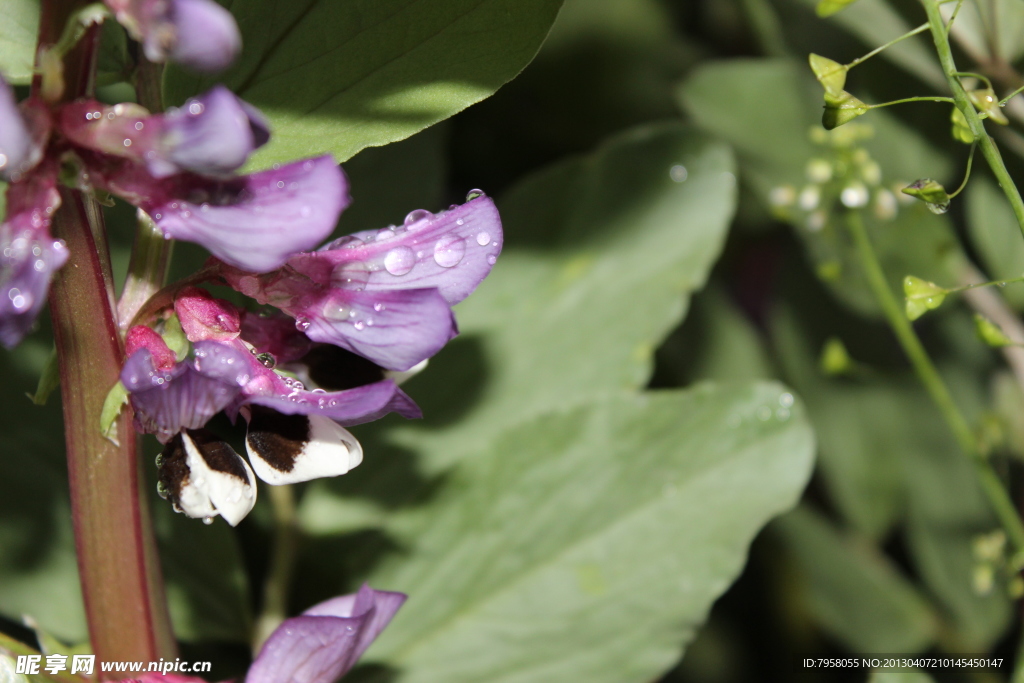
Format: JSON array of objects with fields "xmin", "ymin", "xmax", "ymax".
[
  {"xmin": 302, "ymin": 345, "xmax": 384, "ymax": 391},
  {"xmin": 158, "ymin": 434, "xmax": 189, "ymax": 502},
  {"xmin": 188, "ymin": 429, "xmax": 250, "ymax": 483},
  {"xmin": 246, "ymin": 406, "xmax": 309, "ymax": 473}
]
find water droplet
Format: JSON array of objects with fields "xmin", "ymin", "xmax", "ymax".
[
  {"xmin": 999, "ymin": 281, "xmax": 1008, "ymax": 287},
  {"xmin": 354, "ymin": 321, "xmax": 365, "ymax": 331},
  {"xmin": 322, "ymin": 301, "xmax": 351, "ymax": 321},
  {"xmin": 203, "ymin": 516, "xmax": 214, "ymax": 525},
  {"xmin": 331, "ymin": 262, "xmax": 370, "ymax": 290},
  {"xmin": 123, "ymin": 138, "xmax": 132, "ymax": 147},
  {"xmin": 256, "ymin": 352, "xmax": 277, "ymax": 368},
  {"xmin": 277, "ymin": 180, "xmax": 285, "ymax": 188},
  {"xmin": 374, "ymin": 302, "xmax": 385, "ymax": 312},
  {"xmin": 155, "ymin": 454, "xmax": 164, "ymax": 467},
  {"xmin": 456, "ymin": 218, "xmax": 465, "ymax": 226},
  {"xmin": 404, "ymin": 209, "xmax": 432, "ymax": 226},
  {"xmin": 487, "ymin": 255, "xmax": 497, "ymax": 265},
  {"xmin": 775, "ymin": 407, "xmax": 791, "ymax": 421},
  {"xmin": 34, "ymin": 259, "xmax": 45, "ymax": 272},
  {"xmin": 189, "ymin": 101, "xmax": 204, "ymax": 115},
  {"xmin": 926, "ymin": 201, "xmax": 950, "ymax": 214},
  {"xmin": 434, "ymin": 235, "xmax": 465, "ymax": 268},
  {"xmin": 779, "ymin": 393, "xmax": 794, "ymax": 408},
  {"xmin": 669, "ymin": 165, "xmax": 688, "ymax": 182},
  {"xmin": 384, "ymin": 246, "xmax": 416, "ymax": 275},
  {"xmin": 135, "ymin": 121, "xmax": 144, "ymax": 130},
  {"xmin": 324, "ymin": 235, "xmax": 362, "ymax": 250},
  {"xmin": 227, "ymin": 487, "xmax": 242, "ymax": 504},
  {"xmin": 156, "ymin": 481, "xmax": 169, "ymax": 499},
  {"xmin": 295, "ymin": 317, "xmax": 311, "ymax": 331},
  {"xmin": 466, "ymin": 189, "xmax": 485, "ymax": 201},
  {"xmin": 476, "ymin": 232, "xmax": 491, "ymax": 246}
]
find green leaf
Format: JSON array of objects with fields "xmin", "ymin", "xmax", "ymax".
[
  {"xmin": 382, "ymin": 123, "xmax": 736, "ymax": 464},
  {"xmin": 816, "ymin": 0, "xmax": 861, "ymax": 17},
  {"xmin": 164, "ymin": 0, "xmax": 565, "ymax": 167},
  {"xmin": 28, "ymin": 347, "xmax": 59, "ymax": 406},
  {"xmin": 0, "ymin": 0, "xmax": 40, "ymax": 85},
  {"xmin": 974, "ymin": 314, "xmax": 1013, "ymax": 347},
  {"xmin": 901, "ymin": 179, "xmax": 950, "ymax": 211},
  {"xmin": 775, "ymin": 506, "xmax": 937, "ymax": 652},
  {"xmin": 365, "ymin": 386, "xmax": 813, "ymax": 683},
  {"xmin": 822, "ymin": 89, "xmax": 869, "ymax": 130}
]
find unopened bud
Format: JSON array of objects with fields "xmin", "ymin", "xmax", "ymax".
[
  {"xmin": 951, "ymin": 106, "xmax": 974, "ymax": 144},
  {"xmin": 808, "ymin": 54, "xmax": 847, "ymax": 96},
  {"xmin": 975, "ymin": 314, "xmax": 1013, "ymax": 347},
  {"xmin": 822, "ymin": 91, "xmax": 869, "ymax": 130},
  {"xmin": 968, "ymin": 88, "xmax": 1008, "ymax": 125},
  {"xmin": 820, "ymin": 337, "xmax": 852, "ymax": 376},
  {"xmin": 902, "ymin": 179, "xmax": 950, "ymax": 214}
]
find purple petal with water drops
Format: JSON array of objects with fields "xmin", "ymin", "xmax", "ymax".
[
  {"xmin": 0, "ymin": 170, "xmax": 66, "ymax": 348},
  {"xmin": 240, "ymin": 310, "xmax": 313, "ymax": 365},
  {"xmin": 161, "ymin": 86, "xmax": 268, "ymax": 176},
  {"xmin": 303, "ymin": 287, "xmax": 456, "ymax": 371},
  {"xmin": 295, "ymin": 195, "xmax": 503, "ymax": 305},
  {"xmin": 244, "ymin": 377, "xmax": 420, "ymax": 427},
  {"xmin": 132, "ymin": 155, "xmax": 348, "ymax": 272},
  {"xmin": 246, "ymin": 584, "xmax": 406, "ymax": 683},
  {"xmin": 122, "ymin": 340, "xmax": 252, "ymax": 442}
]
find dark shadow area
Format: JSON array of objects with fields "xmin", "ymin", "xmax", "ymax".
[
  {"xmin": 292, "ymin": 529, "xmax": 406, "ymax": 610},
  {"xmin": 396, "ymin": 334, "xmax": 489, "ymax": 430}
]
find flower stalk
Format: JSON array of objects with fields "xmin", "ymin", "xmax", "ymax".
[{"xmin": 37, "ymin": 0, "xmax": 175, "ymax": 668}]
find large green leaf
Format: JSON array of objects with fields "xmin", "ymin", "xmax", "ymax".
[
  {"xmin": 365, "ymin": 385, "xmax": 813, "ymax": 683},
  {"xmin": 775, "ymin": 506, "xmax": 938, "ymax": 653},
  {"xmin": 164, "ymin": 0, "xmax": 565, "ymax": 167},
  {"xmin": 0, "ymin": 0, "xmax": 39, "ymax": 85},
  {"xmin": 381, "ymin": 123, "xmax": 737, "ymax": 466}
]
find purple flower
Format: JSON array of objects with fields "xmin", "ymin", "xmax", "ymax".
[
  {"xmin": 122, "ymin": 289, "xmax": 419, "ymax": 525},
  {"xmin": 60, "ymin": 88, "xmax": 270, "ymax": 178},
  {"xmin": 221, "ymin": 194, "xmax": 503, "ymax": 370},
  {"xmin": 0, "ymin": 164, "xmax": 67, "ymax": 348},
  {"xmin": 0, "ymin": 78, "xmax": 44, "ymax": 182},
  {"xmin": 247, "ymin": 584, "xmax": 406, "ymax": 683},
  {"xmin": 105, "ymin": 0, "xmax": 241, "ymax": 72},
  {"xmin": 115, "ymin": 585, "xmax": 405, "ymax": 683}
]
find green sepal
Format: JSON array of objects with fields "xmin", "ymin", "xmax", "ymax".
[
  {"xmin": 809, "ymin": 54, "xmax": 847, "ymax": 96},
  {"xmin": 822, "ymin": 91, "xmax": 869, "ymax": 130},
  {"xmin": 28, "ymin": 346, "xmax": 59, "ymax": 406},
  {"xmin": 901, "ymin": 178, "xmax": 950, "ymax": 214},
  {"xmin": 162, "ymin": 313, "xmax": 189, "ymax": 361},
  {"xmin": 951, "ymin": 106, "xmax": 975, "ymax": 144},
  {"xmin": 100, "ymin": 381, "xmax": 129, "ymax": 446},
  {"xmin": 816, "ymin": 0, "xmax": 861, "ymax": 17},
  {"xmin": 968, "ymin": 89, "xmax": 1008, "ymax": 125},
  {"xmin": 820, "ymin": 337, "xmax": 853, "ymax": 376},
  {"xmin": 903, "ymin": 275, "xmax": 947, "ymax": 321},
  {"xmin": 975, "ymin": 314, "xmax": 1013, "ymax": 347}
]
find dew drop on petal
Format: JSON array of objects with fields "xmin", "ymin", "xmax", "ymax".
[
  {"xmin": 434, "ymin": 235, "xmax": 465, "ymax": 268},
  {"xmin": 404, "ymin": 209, "xmax": 432, "ymax": 226},
  {"xmin": 487, "ymin": 255, "xmax": 497, "ymax": 265},
  {"xmin": 374, "ymin": 302, "xmax": 385, "ymax": 312},
  {"xmin": 476, "ymin": 232, "xmax": 491, "ymax": 246},
  {"xmin": 331, "ymin": 262, "xmax": 370, "ymax": 290},
  {"xmin": 384, "ymin": 246, "xmax": 416, "ymax": 275},
  {"xmin": 353, "ymin": 321, "xmax": 365, "ymax": 331},
  {"xmin": 295, "ymin": 317, "xmax": 311, "ymax": 331},
  {"xmin": 322, "ymin": 301, "xmax": 351, "ymax": 321},
  {"xmin": 203, "ymin": 516, "xmax": 214, "ymax": 525},
  {"xmin": 466, "ymin": 189, "xmax": 485, "ymax": 201}
]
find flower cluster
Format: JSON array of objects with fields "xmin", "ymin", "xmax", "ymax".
[{"xmin": 0, "ymin": 0, "xmax": 503, "ymax": 526}]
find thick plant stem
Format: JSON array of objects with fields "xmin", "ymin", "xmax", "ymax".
[
  {"xmin": 922, "ymin": 0, "xmax": 1024, "ymax": 240},
  {"xmin": 253, "ymin": 484, "xmax": 299, "ymax": 653},
  {"xmin": 37, "ymin": 0, "xmax": 175, "ymax": 670},
  {"xmin": 846, "ymin": 211, "xmax": 1024, "ymax": 556},
  {"xmin": 49, "ymin": 189, "xmax": 177, "ymax": 670}
]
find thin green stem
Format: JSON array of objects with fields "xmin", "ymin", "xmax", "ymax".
[
  {"xmin": 923, "ymin": 0, "xmax": 1024, "ymax": 241},
  {"xmin": 999, "ymin": 82, "xmax": 1024, "ymax": 106},
  {"xmin": 867, "ymin": 96, "xmax": 955, "ymax": 109},
  {"xmin": 948, "ymin": 142, "xmax": 977, "ymax": 198},
  {"xmin": 846, "ymin": 210, "xmax": 1024, "ymax": 558},
  {"xmin": 253, "ymin": 484, "xmax": 299, "ymax": 654},
  {"xmin": 847, "ymin": 23, "xmax": 929, "ymax": 69},
  {"xmin": 954, "ymin": 71, "xmax": 994, "ymax": 90},
  {"xmin": 945, "ymin": 0, "xmax": 965, "ymax": 29}
]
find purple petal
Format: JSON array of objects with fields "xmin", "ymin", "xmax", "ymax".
[
  {"xmin": 0, "ymin": 171, "xmax": 66, "ymax": 348},
  {"xmin": 246, "ymin": 585, "xmax": 406, "ymax": 683},
  {"xmin": 122, "ymin": 341, "xmax": 252, "ymax": 441},
  {"xmin": 0, "ymin": 77, "xmax": 32, "ymax": 182},
  {"xmin": 302, "ymin": 287, "xmax": 456, "ymax": 371},
  {"xmin": 245, "ymin": 378, "xmax": 420, "ymax": 426},
  {"xmin": 298, "ymin": 196, "xmax": 503, "ymax": 305},
  {"xmin": 161, "ymin": 86, "xmax": 268, "ymax": 176},
  {"xmin": 167, "ymin": 0, "xmax": 241, "ymax": 72},
  {"xmin": 240, "ymin": 310, "xmax": 313, "ymax": 365},
  {"xmin": 143, "ymin": 156, "xmax": 348, "ymax": 272}
]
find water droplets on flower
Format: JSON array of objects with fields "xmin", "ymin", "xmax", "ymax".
[
  {"xmin": 466, "ymin": 189, "xmax": 485, "ymax": 201},
  {"xmin": 384, "ymin": 246, "xmax": 416, "ymax": 276},
  {"xmin": 322, "ymin": 300, "xmax": 352, "ymax": 321},
  {"xmin": 669, "ymin": 164, "xmax": 688, "ymax": 182},
  {"xmin": 476, "ymin": 232, "xmax": 491, "ymax": 246},
  {"xmin": 404, "ymin": 209, "xmax": 432, "ymax": 226},
  {"xmin": 295, "ymin": 317, "xmax": 311, "ymax": 331},
  {"xmin": 331, "ymin": 262, "xmax": 370, "ymax": 290},
  {"xmin": 434, "ymin": 235, "xmax": 465, "ymax": 268}
]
